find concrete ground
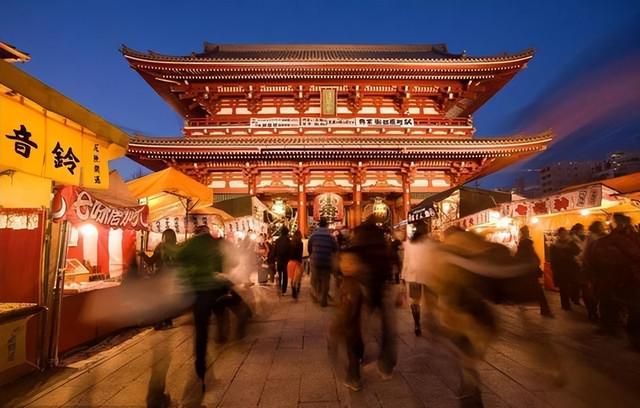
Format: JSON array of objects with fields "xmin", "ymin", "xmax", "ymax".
[{"xmin": 2, "ymin": 277, "xmax": 640, "ymax": 408}]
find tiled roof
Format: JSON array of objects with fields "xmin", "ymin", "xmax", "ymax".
[
  {"xmin": 127, "ymin": 132, "xmax": 552, "ymax": 160},
  {"xmin": 121, "ymin": 43, "xmax": 533, "ymax": 64}
]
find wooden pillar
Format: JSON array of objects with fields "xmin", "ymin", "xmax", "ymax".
[
  {"xmin": 402, "ymin": 174, "xmax": 411, "ymax": 221},
  {"xmin": 244, "ymin": 163, "xmax": 257, "ymax": 196},
  {"xmin": 297, "ymin": 173, "xmax": 307, "ymax": 237},
  {"xmin": 352, "ymin": 164, "xmax": 365, "ymax": 227}
]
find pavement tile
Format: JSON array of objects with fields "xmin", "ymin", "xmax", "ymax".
[
  {"xmin": 300, "ymin": 369, "xmax": 338, "ymax": 402},
  {"xmin": 259, "ymin": 377, "xmax": 301, "ymax": 408},
  {"xmin": 6, "ymin": 285, "xmax": 640, "ymax": 408}
]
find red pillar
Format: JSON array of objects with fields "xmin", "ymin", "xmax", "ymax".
[
  {"xmin": 297, "ymin": 175, "xmax": 308, "ymax": 237},
  {"xmin": 402, "ymin": 174, "xmax": 411, "ymax": 221},
  {"xmin": 353, "ymin": 166, "xmax": 364, "ymax": 227}
]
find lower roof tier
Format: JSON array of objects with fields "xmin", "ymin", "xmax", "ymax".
[{"xmin": 127, "ymin": 131, "xmax": 552, "ymax": 164}]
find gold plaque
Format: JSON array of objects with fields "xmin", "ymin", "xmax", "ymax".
[{"xmin": 320, "ymin": 87, "xmax": 337, "ymax": 117}]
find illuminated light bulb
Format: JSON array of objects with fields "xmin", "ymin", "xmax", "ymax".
[
  {"xmin": 580, "ymin": 209, "xmax": 589, "ymax": 216},
  {"xmin": 531, "ymin": 216, "xmax": 539, "ymax": 224},
  {"xmin": 79, "ymin": 223, "xmax": 98, "ymax": 236}
]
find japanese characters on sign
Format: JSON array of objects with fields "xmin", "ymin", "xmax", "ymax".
[
  {"xmin": 249, "ymin": 117, "xmax": 415, "ymax": 128},
  {"xmin": 52, "ymin": 186, "xmax": 149, "ymax": 230},
  {"xmin": 0, "ymin": 92, "xmax": 111, "ymax": 189},
  {"xmin": 320, "ymin": 88, "xmax": 337, "ymax": 117},
  {"xmin": 407, "ymin": 205, "xmax": 438, "ymax": 223},
  {"xmin": 150, "ymin": 214, "xmax": 224, "ymax": 234},
  {"xmin": 500, "ymin": 185, "xmax": 603, "ymax": 217}
]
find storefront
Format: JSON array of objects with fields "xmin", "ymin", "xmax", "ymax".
[
  {"xmin": 443, "ymin": 173, "xmax": 640, "ymax": 289},
  {"xmin": 408, "ymin": 186, "xmax": 513, "ymax": 238},
  {"xmin": 0, "ymin": 57, "xmax": 129, "ymax": 379},
  {"xmin": 50, "ymin": 173, "xmax": 148, "ymax": 352}
]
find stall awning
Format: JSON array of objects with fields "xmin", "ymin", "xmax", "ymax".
[
  {"xmin": 560, "ymin": 172, "xmax": 640, "ymax": 196},
  {"xmin": 127, "ymin": 168, "xmax": 211, "ymax": 203},
  {"xmin": 127, "ymin": 168, "xmax": 231, "ymax": 223}
]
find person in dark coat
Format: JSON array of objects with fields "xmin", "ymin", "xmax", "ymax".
[
  {"xmin": 308, "ymin": 218, "xmax": 338, "ymax": 306},
  {"xmin": 274, "ymin": 227, "xmax": 292, "ymax": 295},
  {"xmin": 588, "ymin": 214, "xmax": 640, "ymax": 347},
  {"xmin": 581, "ymin": 221, "xmax": 606, "ymax": 322},
  {"xmin": 515, "ymin": 226, "xmax": 552, "ymax": 317},
  {"xmin": 550, "ymin": 227, "xmax": 582, "ymax": 310}
]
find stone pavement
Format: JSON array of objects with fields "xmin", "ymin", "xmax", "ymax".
[{"xmin": 2, "ymin": 277, "xmax": 640, "ymax": 408}]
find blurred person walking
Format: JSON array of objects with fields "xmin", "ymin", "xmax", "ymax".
[
  {"xmin": 514, "ymin": 226, "xmax": 553, "ymax": 317},
  {"xmin": 427, "ymin": 227, "xmax": 558, "ymax": 406},
  {"xmin": 139, "ymin": 228, "xmax": 180, "ymax": 329},
  {"xmin": 274, "ymin": 227, "xmax": 291, "ymax": 295},
  {"xmin": 402, "ymin": 223, "xmax": 438, "ymax": 335},
  {"xmin": 256, "ymin": 233, "xmax": 270, "ymax": 285},
  {"xmin": 177, "ymin": 225, "xmax": 251, "ymax": 388},
  {"xmin": 288, "ymin": 230, "xmax": 304, "ymax": 299},
  {"xmin": 569, "ymin": 223, "xmax": 587, "ymax": 305},
  {"xmin": 582, "ymin": 221, "xmax": 607, "ymax": 322},
  {"xmin": 588, "ymin": 213, "xmax": 640, "ymax": 348},
  {"xmin": 332, "ymin": 217, "xmax": 397, "ymax": 391},
  {"xmin": 308, "ymin": 218, "xmax": 338, "ymax": 306},
  {"xmin": 550, "ymin": 227, "xmax": 581, "ymax": 311}
]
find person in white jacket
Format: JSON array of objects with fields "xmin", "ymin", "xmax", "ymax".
[{"xmin": 402, "ymin": 225, "xmax": 438, "ymax": 336}]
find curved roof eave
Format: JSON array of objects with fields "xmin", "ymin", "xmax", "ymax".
[{"xmin": 121, "ymin": 45, "xmax": 534, "ymax": 67}]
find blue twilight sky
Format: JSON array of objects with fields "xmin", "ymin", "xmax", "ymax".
[{"xmin": 3, "ymin": 0, "xmax": 640, "ymax": 186}]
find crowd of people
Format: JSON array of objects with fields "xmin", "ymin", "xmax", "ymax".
[
  {"xmin": 135, "ymin": 211, "xmax": 639, "ymax": 407},
  {"xmin": 550, "ymin": 213, "xmax": 640, "ymax": 347}
]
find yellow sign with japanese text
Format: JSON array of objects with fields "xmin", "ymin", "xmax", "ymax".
[
  {"xmin": 0, "ymin": 92, "xmax": 109, "ymax": 189},
  {"xmin": 43, "ymin": 116, "xmax": 82, "ymax": 186},
  {"xmin": 81, "ymin": 137, "xmax": 109, "ymax": 189},
  {"xmin": 0, "ymin": 94, "xmax": 45, "ymax": 178}
]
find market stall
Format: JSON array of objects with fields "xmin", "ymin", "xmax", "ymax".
[
  {"xmin": 51, "ymin": 171, "xmax": 148, "ymax": 352},
  {"xmin": 500, "ymin": 174, "xmax": 640, "ymax": 288},
  {"xmin": 443, "ymin": 173, "xmax": 640, "ymax": 290},
  {"xmin": 127, "ymin": 167, "xmax": 232, "ymax": 248},
  {"xmin": 0, "ymin": 56, "xmax": 129, "ymax": 374}
]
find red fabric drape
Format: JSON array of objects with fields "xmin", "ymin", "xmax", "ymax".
[
  {"xmin": 0, "ymin": 210, "xmax": 44, "ymax": 302},
  {"xmin": 66, "ymin": 230, "xmax": 83, "ymax": 262},
  {"xmin": 121, "ymin": 229, "xmax": 137, "ymax": 276},
  {"xmin": 97, "ymin": 224, "xmax": 110, "ymax": 277}
]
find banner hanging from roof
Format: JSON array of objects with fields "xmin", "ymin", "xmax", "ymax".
[
  {"xmin": 0, "ymin": 93, "xmax": 110, "ymax": 189},
  {"xmin": 500, "ymin": 185, "xmax": 603, "ymax": 217},
  {"xmin": 150, "ymin": 214, "xmax": 225, "ymax": 234},
  {"xmin": 249, "ymin": 117, "xmax": 415, "ymax": 128},
  {"xmin": 52, "ymin": 186, "xmax": 148, "ymax": 230}
]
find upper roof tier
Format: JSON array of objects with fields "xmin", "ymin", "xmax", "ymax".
[
  {"xmin": 122, "ymin": 43, "xmax": 533, "ymax": 64},
  {"xmin": 121, "ymin": 43, "xmax": 534, "ymax": 119}
]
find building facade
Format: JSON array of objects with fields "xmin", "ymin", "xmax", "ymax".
[{"xmin": 122, "ymin": 43, "xmax": 551, "ymax": 234}]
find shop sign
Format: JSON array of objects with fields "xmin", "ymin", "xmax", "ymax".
[
  {"xmin": 407, "ymin": 205, "xmax": 438, "ymax": 223},
  {"xmin": 150, "ymin": 214, "xmax": 224, "ymax": 234},
  {"xmin": 449, "ymin": 209, "xmax": 498, "ymax": 229},
  {"xmin": 500, "ymin": 185, "xmax": 602, "ymax": 217},
  {"xmin": 0, "ymin": 209, "xmax": 40, "ymax": 230},
  {"xmin": 0, "ymin": 93, "xmax": 110, "ymax": 189},
  {"xmin": 52, "ymin": 186, "xmax": 148, "ymax": 230},
  {"xmin": 249, "ymin": 117, "xmax": 415, "ymax": 128}
]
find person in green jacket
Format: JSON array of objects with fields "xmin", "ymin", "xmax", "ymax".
[{"xmin": 177, "ymin": 225, "xmax": 251, "ymax": 389}]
